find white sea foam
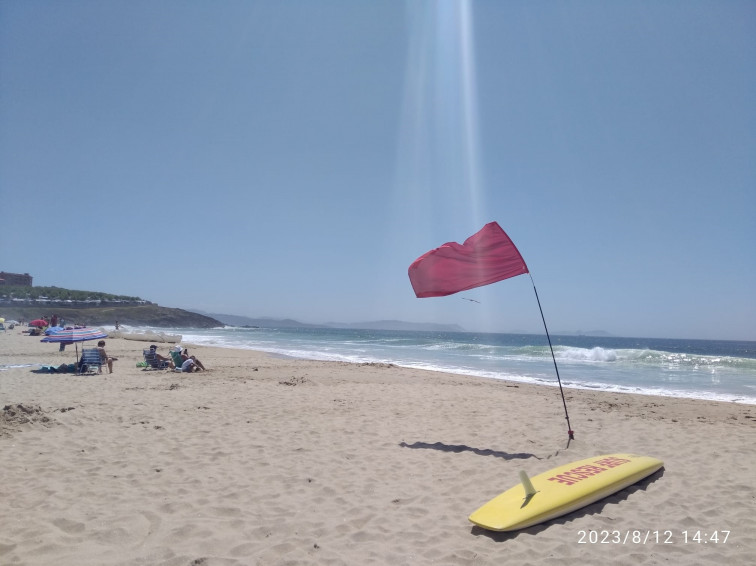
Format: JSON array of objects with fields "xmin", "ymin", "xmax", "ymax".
[{"xmin": 556, "ymin": 346, "xmax": 618, "ymax": 362}]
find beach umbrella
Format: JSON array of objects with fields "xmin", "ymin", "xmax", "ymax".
[
  {"xmin": 44, "ymin": 326, "xmax": 65, "ymax": 335},
  {"xmin": 30, "ymin": 319, "xmax": 48, "ymax": 327},
  {"xmin": 41, "ymin": 327, "xmax": 109, "ymax": 361}
]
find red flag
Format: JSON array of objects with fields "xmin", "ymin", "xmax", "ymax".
[{"xmin": 408, "ymin": 222, "xmax": 529, "ymax": 298}]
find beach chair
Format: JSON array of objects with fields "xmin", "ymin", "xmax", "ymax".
[
  {"xmin": 79, "ymin": 348, "xmax": 102, "ymax": 375},
  {"xmin": 170, "ymin": 350, "xmax": 184, "ymax": 368},
  {"xmin": 143, "ymin": 349, "xmax": 171, "ymax": 370}
]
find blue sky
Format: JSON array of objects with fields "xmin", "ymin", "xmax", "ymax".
[{"xmin": 1, "ymin": 1, "xmax": 754, "ymax": 340}]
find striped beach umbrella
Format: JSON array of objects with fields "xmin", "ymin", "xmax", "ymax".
[
  {"xmin": 41, "ymin": 327, "xmax": 108, "ymax": 343},
  {"xmin": 41, "ymin": 327, "xmax": 109, "ymax": 361}
]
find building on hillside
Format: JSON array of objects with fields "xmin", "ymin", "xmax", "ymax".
[{"xmin": 0, "ymin": 272, "xmax": 33, "ymax": 286}]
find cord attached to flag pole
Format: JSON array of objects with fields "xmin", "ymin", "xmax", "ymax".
[{"xmin": 530, "ymin": 274, "xmax": 575, "ymax": 444}]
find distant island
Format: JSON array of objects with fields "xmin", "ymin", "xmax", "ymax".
[
  {"xmin": 553, "ymin": 330, "xmax": 614, "ymax": 337},
  {"xmin": 325, "ymin": 320, "xmax": 465, "ymax": 332},
  {"xmin": 201, "ymin": 314, "xmax": 610, "ymax": 335},
  {"xmin": 201, "ymin": 312, "xmax": 465, "ymax": 333}
]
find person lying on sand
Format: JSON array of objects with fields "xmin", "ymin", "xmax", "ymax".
[
  {"xmin": 180, "ymin": 356, "xmax": 204, "ymax": 372},
  {"xmin": 181, "ymin": 348, "xmax": 206, "ymax": 371}
]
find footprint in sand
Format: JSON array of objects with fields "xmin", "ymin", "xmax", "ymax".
[{"xmin": 52, "ymin": 518, "xmax": 86, "ymax": 534}]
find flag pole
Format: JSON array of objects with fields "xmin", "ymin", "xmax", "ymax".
[{"xmin": 529, "ymin": 274, "xmax": 575, "ymax": 443}]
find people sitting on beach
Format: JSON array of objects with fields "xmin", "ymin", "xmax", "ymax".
[
  {"xmin": 97, "ymin": 340, "xmax": 118, "ymax": 374},
  {"xmin": 149, "ymin": 344, "xmax": 175, "ymax": 368}
]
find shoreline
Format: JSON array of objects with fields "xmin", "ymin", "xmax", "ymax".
[
  {"xmin": 174, "ymin": 328, "xmax": 756, "ymax": 406},
  {"xmin": 1, "ymin": 330, "xmax": 755, "ymax": 564},
  {"xmin": 6, "ymin": 338, "xmax": 756, "ymax": 406}
]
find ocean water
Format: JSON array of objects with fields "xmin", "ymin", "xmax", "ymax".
[{"xmin": 146, "ymin": 326, "xmax": 756, "ymax": 405}]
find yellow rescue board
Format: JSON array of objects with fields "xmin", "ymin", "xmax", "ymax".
[{"xmin": 469, "ymin": 453, "xmax": 663, "ymax": 531}]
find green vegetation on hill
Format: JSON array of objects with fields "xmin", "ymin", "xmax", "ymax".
[{"xmin": 0, "ymin": 285, "xmax": 144, "ymax": 303}]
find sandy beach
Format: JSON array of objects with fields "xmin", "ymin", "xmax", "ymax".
[{"xmin": 1, "ymin": 329, "xmax": 755, "ymax": 565}]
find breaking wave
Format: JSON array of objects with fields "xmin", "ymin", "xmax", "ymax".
[{"xmin": 556, "ymin": 346, "xmax": 618, "ymax": 362}]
